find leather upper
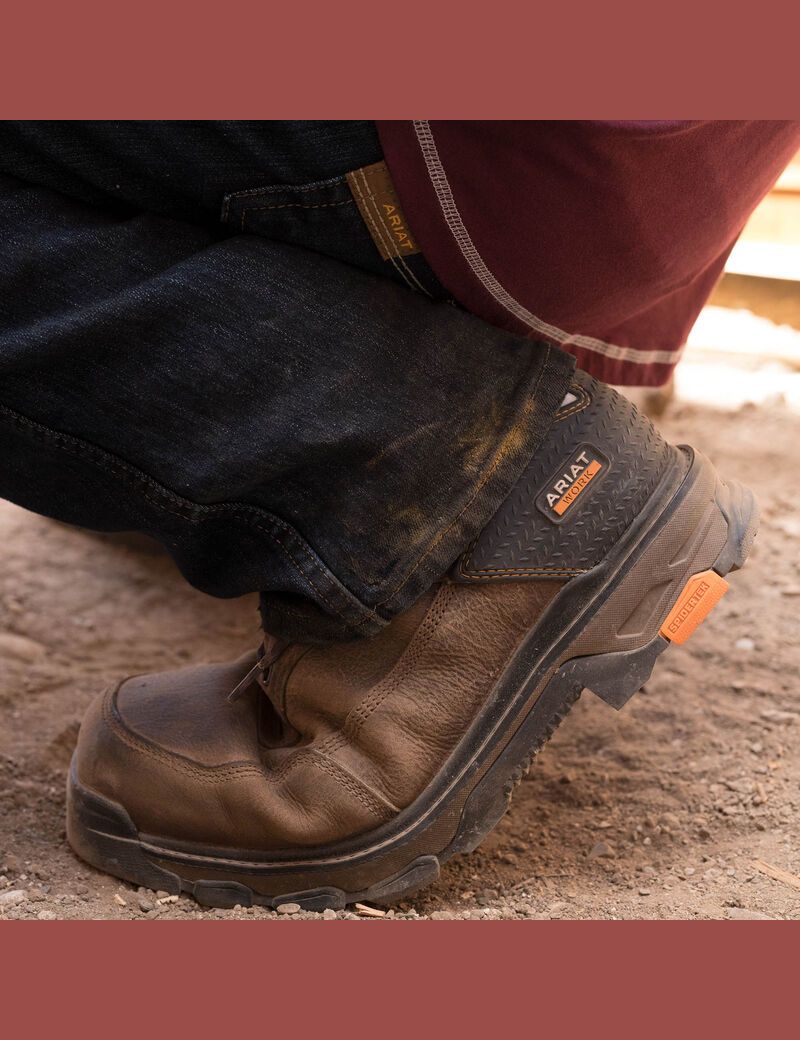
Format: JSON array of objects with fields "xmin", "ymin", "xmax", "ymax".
[
  {"xmin": 73, "ymin": 372, "xmax": 679, "ymax": 853},
  {"xmin": 75, "ymin": 582, "xmax": 561, "ymax": 850}
]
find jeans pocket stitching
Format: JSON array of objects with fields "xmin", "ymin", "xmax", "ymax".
[{"xmin": 238, "ymin": 197, "xmax": 355, "ymax": 231}]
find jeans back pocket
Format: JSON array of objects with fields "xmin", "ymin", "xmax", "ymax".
[{"xmin": 221, "ymin": 175, "xmax": 387, "ymax": 277}]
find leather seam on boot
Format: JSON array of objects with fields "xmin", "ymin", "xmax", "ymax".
[
  {"xmin": 553, "ymin": 383, "xmax": 591, "ymax": 422},
  {"xmin": 455, "ymin": 565, "xmax": 586, "ymax": 580},
  {"xmin": 314, "ymin": 587, "xmax": 453, "ymax": 760},
  {"xmin": 309, "ymin": 750, "xmax": 400, "ymax": 820},
  {"xmin": 100, "ymin": 687, "xmax": 396, "ymax": 811}
]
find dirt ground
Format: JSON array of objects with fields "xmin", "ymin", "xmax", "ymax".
[{"xmin": 1, "ymin": 384, "xmax": 799, "ymax": 921}]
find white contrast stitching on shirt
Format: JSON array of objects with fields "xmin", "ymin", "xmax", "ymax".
[{"xmin": 412, "ymin": 120, "xmax": 682, "ymax": 367}]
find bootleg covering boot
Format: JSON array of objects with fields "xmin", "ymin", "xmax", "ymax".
[{"xmin": 68, "ymin": 370, "xmax": 759, "ymax": 909}]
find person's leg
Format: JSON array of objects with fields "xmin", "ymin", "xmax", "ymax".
[
  {"xmin": 0, "ymin": 170, "xmax": 569, "ymax": 641},
  {"xmin": 0, "ymin": 124, "xmax": 758, "ymax": 909},
  {"xmin": 0, "ymin": 120, "xmax": 445, "ymax": 295}
]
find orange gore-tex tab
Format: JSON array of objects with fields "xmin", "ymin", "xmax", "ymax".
[{"xmin": 659, "ymin": 569, "xmax": 729, "ymax": 645}]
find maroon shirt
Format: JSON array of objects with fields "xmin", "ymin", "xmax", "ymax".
[{"xmin": 378, "ymin": 121, "xmax": 800, "ymax": 386}]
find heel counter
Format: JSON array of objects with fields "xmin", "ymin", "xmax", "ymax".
[{"xmin": 454, "ymin": 370, "xmax": 684, "ymax": 581}]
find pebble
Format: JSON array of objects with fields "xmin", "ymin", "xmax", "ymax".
[
  {"xmin": 638, "ymin": 888, "xmax": 651, "ymax": 897},
  {"xmin": 726, "ymin": 907, "xmax": 775, "ymax": 921},
  {"xmin": 276, "ymin": 902, "xmax": 301, "ymax": 915},
  {"xmin": 36, "ymin": 910, "xmax": 57, "ymax": 921},
  {"xmin": 322, "ymin": 908, "xmax": 337, "ymax": 920},
  {"xmin": 0, "ymin": 631, "xmax": 47, "ymax": 663},
  {"xmin": 2, "ymin": 852, "xmax": 22, "ymax": 874},
  {"xmin": 760, "ymin": 709, "xmax": 797, "ymax": 724},
  {"xmin": 589, "ymin": 841, "xmax": 615, "ymax": 859},
  {"xmin": 0, "ymin": 889, "xmax": 27, "ymax": 907},
  {"xmin": 138, "ymin": 897, "xmax": 155, "ymax": 913},
  {"xmin": 735, "ymin": 638, "xmax": 756, "ymax": 652},
  {"xmin": 26, "ymin": 887, "xmax": 47, "ymax": 902}
]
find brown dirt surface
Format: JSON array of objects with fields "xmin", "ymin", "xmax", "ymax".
[{"xmin": 1, "ymin": 395, "xmax": 799, "ymax": 921}]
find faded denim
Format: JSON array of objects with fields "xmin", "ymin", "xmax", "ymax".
[{"xmin": 0, "ymin": 121, "xmax": 573, "ymax": 641}]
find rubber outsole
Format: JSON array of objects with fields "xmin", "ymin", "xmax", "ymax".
[{"xmin": 66, "ymin": 457, "xmax": 759, "ymax": 910}]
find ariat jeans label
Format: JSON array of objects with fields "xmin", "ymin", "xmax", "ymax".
[
  {"xmin": 535, "ymin": 444, "xmax": 609, "ymax": 523},
  {"xmin": 346, "ymin": 161, "xmax": 421, "ymax": 261}
]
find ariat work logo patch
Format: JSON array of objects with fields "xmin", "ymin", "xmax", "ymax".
[
  {"xmin": 535, "ymin": 445, "xmax": 609, "ymax": 523},
  {"xmin": 346, "ymin": 161, "xmax": 420, "ymax": 261}
]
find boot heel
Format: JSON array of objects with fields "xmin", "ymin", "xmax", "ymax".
[{"xmin": 557, "ymin": 471, "xmax": 759, "ymax": 711}]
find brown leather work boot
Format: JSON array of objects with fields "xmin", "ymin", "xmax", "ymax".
[{"xmin": 68, "ymin": 371, "xmax": 758, "ymax": 909}]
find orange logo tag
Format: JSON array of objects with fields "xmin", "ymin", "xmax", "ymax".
[
  {"xmin": 660, "ymin": 569, "xmax": 729, "ymax": 644},
  {"xmin": 536, "ymin": 445, "xmax": 608, "ymax": 523},
  {"xmin": 553, "ymin": 459, "xmax": 603, "ymax": 515}
]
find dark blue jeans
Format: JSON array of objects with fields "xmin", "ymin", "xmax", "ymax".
[{"xmin": 0, "ymin": 121, "xmax": 573, "ymax": 642}]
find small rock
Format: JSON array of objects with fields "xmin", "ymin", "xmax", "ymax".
[
  {"xmin": 430, "ymin": 910, "xmax": 454, "ymax": 920},
  {"xmin": 113, "ymin": 894, "xmax": 127, "ymax": 907},
  {"xmin": 735, "ymin": 638, "xmax": 756, "ymax": 652},
  {"xmin": 0, "ymin": 631, "xmax": 47, "ymax": 663},
  {"xmin": 658, "ymin": 813, "xmax": 681, "ymax": 830},
  {"xmin": 760, "ymin": 709, "xmax": 797, "ymax": 724},
  {"xmin": 138, "ymin": 897, "xmax": 155, "ymax": 913},
  {"xmin": 638, "ymin": 888, "xmax": 651, "ymax": 897},
  {"xmin": 276, "ymin": 902, "xmax": 301, "ymax": 915},
  {"xmin": 0, "ymin": 889, "xmax": 27, "ymax": 907},
  {"xmin": 589, "ymin": 841, "xmax": 615, "ymax": 859},
  {"xmin": 26, "ymin": 887, "xmax": 47, "ymax": 903},
  {"xmin": 2, "ymin": 852, "xmax": 22, "ymax": 875},
  {"xmin": 37, "ymin": 910, "xmax": 57, "ymax": 921},
  {"xmin": 322, "ymin": 908, "xmax": 337, "ymax": 920},
  {"xmin": 726, "ymin": 907, "xmax": 775, "ymax": 921}
]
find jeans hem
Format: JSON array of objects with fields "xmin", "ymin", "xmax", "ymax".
[{"xmin": 363, "ymin": 343, "xmax": 574, "ymax": 622}]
